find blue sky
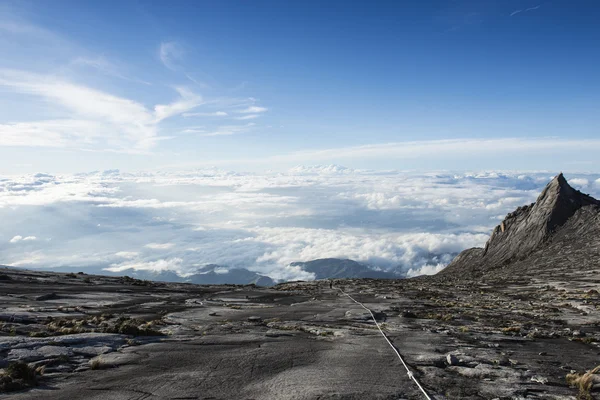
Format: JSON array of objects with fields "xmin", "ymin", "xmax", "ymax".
[
  {"xmin": 0, "ymin": 0, "xmax": 599, "ymax": 173},
  {"xmin": 1, "ymin": 1, "xmax": 600, "ymax": 278}
]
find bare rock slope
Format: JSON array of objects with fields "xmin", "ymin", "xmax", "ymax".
[{"xmin": 440, "ymin": 173, "xmax": 600, "ymax": 279}]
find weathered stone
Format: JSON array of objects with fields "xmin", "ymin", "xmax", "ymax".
[
  {"xmin": 7, "ymin": 348, "xmax": 44, "ymax": 362},
  {"xmin": 37, "ymin": 346, "xmax": 72, "ymax": 358},
  {"xmin": 35, "ymin": 293, "xmax": 60, "ymax": 301},
  {"xmin": 71, "ymin": 345, "xmax": 113, "ymax": 356},
  {"xmin": 446, "ymin": 353, "xmax": 460, "ymax": 366},
  {"xmin": 530, "ymin": 376, "xmax": 549, "ymax": 384},
  {"xmin": 496, "ymin": 356, "xmax": 510, "ymax": 366}
]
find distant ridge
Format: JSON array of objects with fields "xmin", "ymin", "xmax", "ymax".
[
  {"xmin": 290, "ymin": 258, "xmax": 400, "ymax": 280},
  {"xmin": 109, "ymin": 265, "xmax": 275, "ymax": 286},
  {"xmin": 440, "ymin": 173, "xmax": 600, "ymax": 278}
]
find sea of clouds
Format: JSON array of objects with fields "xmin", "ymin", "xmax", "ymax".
[{"xmin": 1, "ymin": 166, "xmax": 599, "ymax": 281}]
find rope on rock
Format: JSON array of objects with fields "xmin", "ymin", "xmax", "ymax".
[{"xmin": 335, "ymin": 286, "xmax": 433, "ymax": 400}]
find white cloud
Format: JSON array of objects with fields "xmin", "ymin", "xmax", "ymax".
[
  {"xmin": 106, "ymin": 258, "xmax": 183, "ymax": 272},
  {"xmin": 173, "ymin": 137, "xmax": 600, "ymax": 168},
  {"xmin": 9, "ymin": 235, "xmax": 37, "ymax": 243},
  {"xmin": 0, "ymin": 70, "xmax": 202, "ymax": 151},
  {"xmin": 181, "ymin": 128, "xmax": 206, "ymax": 134},
  {"xmin": 154, "ymin": 87, "xmax": 203, "ymax": 122},
  {"xmin": 276, "ymin": 138, "xmax": 600, "ymax": 164},
  {"xmin": 199, "ymin": 123, "xmax": 256, "ymax": 137},
  {"xmin": 234, "ymin": 114, "xmax": 260, "ymax": 120},
  {"xmin": 145, "ymin": 242, "xmax": 176, "ymax": 250},
  {"xmin": 71, "ymin": 56, "xmax": 151, "ymax": 85},
  {"xmin": 0, "ymin": 120, "xmax": 78, "ymax": 148},
  {"xmin": 288, "ymin": 165, "xmax": 356, "ymax": 175},
  {"xmin": 183, "ymin": 111, "xmax": 228, "ymax": 117},
  {"xmin": 569, "ymin": 178, "xmax": 589, "ymax": 187},
  {"xmin": 2, "ymin": 170, "xmax": 598, "ymax": 281},
  {"xmin": 250, "ymin": 227, "xmax": 488, "ymax": 271},
  {"xmin": 406, "ymin": 263, "xmax": 446, "ymax": 277},
  {"xmin": 0, "ymin": 174, "xmax": 119, "ymax": 208},
  {"xmin": 115, "ymin": 251, "xmax": 139, "ymax": 259},
  {"xmin": 510, "ymin": 5, "xmax": 541, "ymax": 16},
  {"xmin": 238, "ymin": 106, "xmax": 268, "ymax": 114},
  {"xmin": 159, "ymin": 41, "xmax": 184, "ymax": 71},
  {"xmin": 157, "ymin": 41, "xmax": 216, "ymax": 87}
]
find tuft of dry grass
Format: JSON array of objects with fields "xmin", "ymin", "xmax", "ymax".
[
  {"xmin": 566, "ymin": 365, "xmax": 600, "ymax": 400},
  {"xmin": 501, "ymin": 325, "xmax": 521, "ymax": 335},
  {"xmin": 0, "ymin": 361, "xmax": 40, "ymax": 393},
  {"xmin": 424, "ymin": 312, "xmax": 454, "ymax": 321},
  {"xmin": 89, "ymin": 357, "xmax": 106, "ymax": 370}
]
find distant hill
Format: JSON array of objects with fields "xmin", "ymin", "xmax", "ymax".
[
  {"xmin": 107, "ymin": 259, "xmax": 398, "ymax": 285},
  {"xmin": 115, "ymin": 265, "xmax": 275, "ymax": 286},
  {"xmin": 290, "ymin": 258, "xmax": 400, "ymax": 280},
  {"xmin": 186, "ymin": 265, "xmax": 275, "ymax": 286},
  {"xmin": 439, "ymin": 173, "xmax": 600, "ymax": 280}
]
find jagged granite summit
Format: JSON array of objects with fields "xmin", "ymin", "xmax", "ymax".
[{"xmin": 440, "ymin": 173, "xmax": 600, "ymax": 279}]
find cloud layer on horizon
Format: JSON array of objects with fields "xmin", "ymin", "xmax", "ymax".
[{"xmin": 1, "ymin": 167, "xmax": 599, "ymax": 280}]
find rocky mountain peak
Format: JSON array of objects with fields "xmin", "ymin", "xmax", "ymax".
[
  {"xmin": 440, "ymin": 173, "xmax": 600, "ymax": 276},
  {"xmin": 534, "ymin": 173, "xmax": 599, "ymax": 232}
]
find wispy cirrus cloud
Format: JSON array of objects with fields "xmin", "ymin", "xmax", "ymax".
[
  {"xmin": 0, "ymin": 69, "xmax": 201, "ymax": 151},
  {"xmin": 145, "ymin": 242, "xmax": 176, "ymax": 250},
  {"xmin": 9, "ymin": 235, "xmax": 37, "ymax": 243},
  {"xmin": 183, "ymin": 111, "xmax": 228, "ymax": 117},
  {"xmin": 197, "ymin": 123, "xmax": 256, "ymax": 137},
  {"xmin": 510, "ymin": 5, "xmax": 541, "ymax": 16},
  {"xmin": 154, "ymin": 87, "xmax": 203, "ymax": 122},
  {"xmin": 71, "ymin": 56, "xmax": 151, "ymax": 85},
  {"xmin": 234, "ymin": 114, "xmax": 260, "ymax": 120},
  {"xmin": 177, "ymin": 137, "xmax": 600, "ymax": 169},
  {"xmin": 238, "ymin": 106, "xmax": 268, "ymax": 114},
  {"xmin": 159, "ymin": 41, "xmax": 185, "ymax": 71},
  {"xmin": 158, "ymin": 41, "xmax": 212, "ymax": 88},
  {"xmin": 0, "ymin": 15, "xmax": 262, "ymax": 158}
]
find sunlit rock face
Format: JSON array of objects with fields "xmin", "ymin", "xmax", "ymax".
[{"xmin": 440, "ymin": 173, "xmax": 600, "ymax": 278}]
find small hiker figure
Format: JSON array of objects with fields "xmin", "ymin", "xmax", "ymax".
[{"xmin": 329, "ymin": 280, "xmax": 333, "ymax": 289}]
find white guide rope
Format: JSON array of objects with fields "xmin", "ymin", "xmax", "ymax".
[{"xmin": 335, "ymin": 286, "xmax": 433, "ymax": 400}]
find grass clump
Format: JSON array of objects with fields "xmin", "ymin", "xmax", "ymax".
[
  {"xmin": 501, "ymin": 325, "xmax": 522, "ymax": 335},
  {"xmin": 39, "ymin": 315, "xmax": 163, "ymax": 337},
  {"xmin": 89, "ymin": 357, "xmax": 108, "ymax": 370},
  {"xmin": 424, "ymin": 312, "xmax": 454, "ymax": 322},
  {"xmin": 566, "ymin": 365, "xmax": 600, "ymax": 400},
  {"xmin": 45, "ymin": 318, "xmax": 88, "ymax": 335},
  {"xmin": 28, "ymin": 331, "xmax": 49, "ymax": 338},
  {"xmin": 572, "ymin": 337, "xmax": 598, "ymax": 345},
  {"xmin": 0, "ymin": 361, "xmax": 40, "ymax": 393},
  {"xmin": 105, "ymin": 317, "xmax": 164, "ymax": 336}
]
